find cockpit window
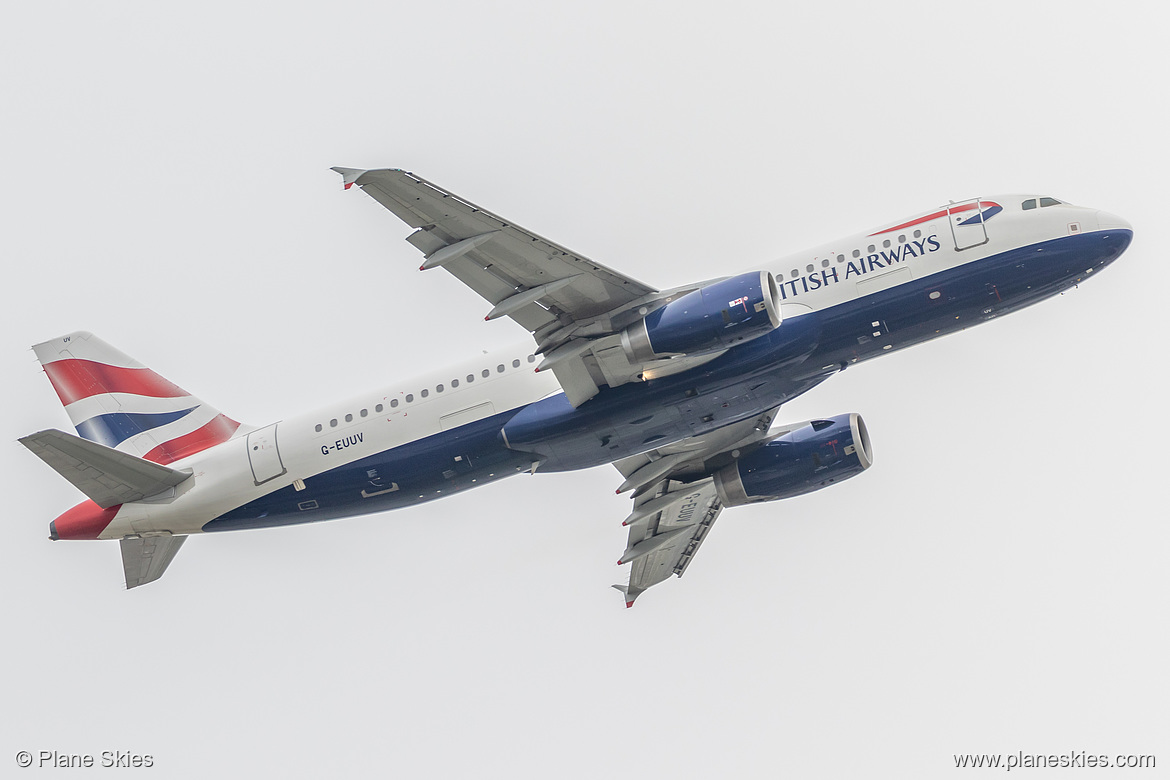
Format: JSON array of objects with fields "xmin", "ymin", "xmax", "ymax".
[
  {"xmin": 1039, "ymin": 197, "xmax": 1062, "ymax": 207},
  {"xmin": 1022, "ymin": 198, "xmax": 1037, "ymax": 210}
]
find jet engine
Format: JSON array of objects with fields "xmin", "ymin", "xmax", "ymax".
[
  {"xmin": 621, "ymin": 271, "xmax": 781, "ymax": 362},
  {"xmin": 714, "ymin": 413, "xmax": 872, "ymax": 506}
]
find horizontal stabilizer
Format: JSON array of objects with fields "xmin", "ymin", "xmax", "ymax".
[
  {"xmin": 121, "ymin": 535, "xmax": 186, "ymax": 589},
  {"xmin": 20, "ymin": 429, "xmax": 191, "ymax": 508}
]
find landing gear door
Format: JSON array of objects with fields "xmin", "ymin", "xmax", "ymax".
[
  {"xmin": 948, "ymin": 197, "xmax": 990, "ymax": 251},
  {"xmin": 247, "ymin": 423, "xmax": 287, "ymax": 485}
]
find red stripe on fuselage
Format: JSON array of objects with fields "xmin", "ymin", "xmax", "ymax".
[
  {"xmin": 43, "ymin": 359, "xmax": 188, "ymax": 406},
  {"xmin": 143, "ymin": 414, "xmax": 241, "ymax": 465},
  {"xmin": 868, "ymin": 201, "xmax": 999, "ymax": 236}
]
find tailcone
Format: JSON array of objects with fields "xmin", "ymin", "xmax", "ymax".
[{"xmin": 52, "ymin": 500, "xmax": 120, "ymax": 540}]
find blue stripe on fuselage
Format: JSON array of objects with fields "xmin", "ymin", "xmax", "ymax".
[{"xmin": 204, "ymin": 408, "xmax": 534, "ymax": 533}]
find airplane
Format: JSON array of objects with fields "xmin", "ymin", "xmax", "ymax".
[{"xmin": 20, "ymin": 169, "xmax": 1133, "ymax": 604}]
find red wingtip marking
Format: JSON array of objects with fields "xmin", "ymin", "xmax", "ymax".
[
  {"xmin": 617, "ymin": 559, "xmax": 625, "ymax": 565},
  {"xmin": 485, "ymin": 316, "xmax": 491, "ymax": 321},
  {"xmin": 343, "ymin": 182, "xmax": 354, "ymax": 190},
  {"xmin": 419, "ymin": 264, "xmax": 426, "ymax": 271},
  {"xmin": 626, "ymin": 601, "xmax": 634, "ymax": 608}
]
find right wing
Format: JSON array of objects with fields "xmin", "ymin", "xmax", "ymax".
[{"xmin": 334, "ymin": 167, "xmax": 718, "ymax": 405}]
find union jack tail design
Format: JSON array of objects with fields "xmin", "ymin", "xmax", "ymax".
[{"xmin": 32, "ymin": 332, "xmax": 242, "ymax": 466}]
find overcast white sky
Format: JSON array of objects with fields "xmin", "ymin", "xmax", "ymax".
[{"xmin": 2, "ymin": 2, "xmax": 1167, "ymax": 777}]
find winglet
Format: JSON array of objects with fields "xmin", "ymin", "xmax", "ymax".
[
  {"xmin": 330, "ymin": 167, "xmax": 366, "ymax": 190},
  {"xmin": 611, "ymin": 583, "xmax": 641, "ymax": 608}
]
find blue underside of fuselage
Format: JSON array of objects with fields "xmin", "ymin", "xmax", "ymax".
[{"xmin": 204, "ymin": 229, "xmax": 1132, "ymax": 533}]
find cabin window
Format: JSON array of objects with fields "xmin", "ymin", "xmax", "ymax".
[
  {"xmin": 467, "ymin": 374, "xmax": 475, "ymax": 382},
  {"xmin": 436, "ymin": 384, "xmax": 444, "ymax": 393},
  {"xmin": 482, "ymin": 369, "xmax": 490, "ymax": 378},
  {"xmin": 345, "ymin": 413, "xmax": 353, "ymax": 423},
  {"xmin": 420, "ymin": 388, "xmax": 429, "ymax": 398},
  {"xmin": 330, "ymin": 418, "xmax": 338, "ymax": 427},
  {"xmin": 1022, "ymin": 198, "xmax": 1038, "ymax": 210},
  {"xmin": 360, "ymin": 409, "xmax": 368, "ymax": 418},
  {"xmin": 821, "ymin": 259, "xmax": 829, "ymax": 268},
  {"xmin": 389, "ymin": 399, "xmax": 398, "ymax": 408},
  {"xmin": 376, "ymin": 403, "xmax": 384, "ymax": 412},
  {"xmin": 837, "ymin": 254, "xmax": 845, "ymax": 263},
  {"xmin": 512, "ymin": 359, "xmax": 521, "ymax": 368},
  {"xmin": 1040, "ymin": 197, "xmax": 1062, "ymax": 207},
  {"xmin": 790, "ymin": 269, "xmax": 798, "ymax": 279},
  {"xmin": 913, "ymin": 229, "xmax": 922, "ymax": 238},
  {"xmin": 314, "ymin": 424, "xmax": 322, "ymax": 432},
  {"xmin": 452, "ymin": 379, "xmax": 459, "ymax": 388},
  {"xmin": 527, "ymin": 355, "xmax": 536, "ymax": 363},
  {"xmin": 405, "ymin": 394, "xmax": 414, "ymax": 403},
  {"xmin": 805, "ymin": 264, "xmax": 814, "ymax": 273},
  {"xmin": 882, "ymin": 239, "xmax": 891, "ymax": 248},
  {"xmin": 852, "ymin": 249, "xmax": 861, "ymax": 258},
  {"xmin": 867, "ymin": 244, "xmax": 875, "ymax": 253},
  {"xmin": 898, "ymin": 234, "xmax": 906, "ymax": 243},
  {"xmin": 497, "ymin": 364, "xmax": 505, "ymax": 373}
]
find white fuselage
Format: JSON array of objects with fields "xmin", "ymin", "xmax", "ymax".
[{"xmin": 94, "ymin": 195, "xmax": 1118, "ymax": 539}]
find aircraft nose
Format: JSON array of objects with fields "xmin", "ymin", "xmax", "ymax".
[{"xmin": 1095, "ymin": 210, "xmax": 1132, "ymax": 232}]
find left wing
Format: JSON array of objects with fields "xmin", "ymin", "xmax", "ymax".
[
  {"xmin": 611, "ymin": 408, "xmax": 782, "ymax": 607},
  {"xmin": 333, "ymin": 167, "xmax": 715, "ymax": 405},
  {"xmin": 614, "ymin": 477, "xmax": 723, "ymax": 607}
]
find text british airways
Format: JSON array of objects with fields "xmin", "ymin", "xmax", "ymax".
[{"xmin": 779, "ymin": 234, "xmax": 941, "ymax": 300}]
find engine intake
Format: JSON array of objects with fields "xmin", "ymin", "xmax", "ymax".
[
  {"xmin": 621, "ymin": 271, "xmax": 781, "ymax": 363},
  {"xmin": 714, "ymin": 413, "xmax": 872, "ymax": 506}
]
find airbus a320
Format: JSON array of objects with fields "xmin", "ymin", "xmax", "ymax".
[{"xmin": 21, "ymin": 170, "xmax": 1132, "ymax": 605}]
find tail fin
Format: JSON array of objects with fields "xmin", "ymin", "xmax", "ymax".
[{"xmin": 33, "ymin": 331, "xmax": 241, "ymax": 465}]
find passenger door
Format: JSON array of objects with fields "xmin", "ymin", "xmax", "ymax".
[
  {"xmin": 947, "ymin": 197, "xmax": 991, "ymax": 251},
  {"xmin": 246, "ymin": 423, "xmax": 286, "ymax": 485}
]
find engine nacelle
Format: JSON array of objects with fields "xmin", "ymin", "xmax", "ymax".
[
  {"xmin": 621, "ymin": 271, "xmax": 781, "ymax": 363},
  {"xmin": 714, "ymin": 413, "xmax": 872, "ymax": 507}
]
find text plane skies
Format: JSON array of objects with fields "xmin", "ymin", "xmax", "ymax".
[{"xmin": 20, "ymin": 170, "xmax": 1132, "ymax": 604}]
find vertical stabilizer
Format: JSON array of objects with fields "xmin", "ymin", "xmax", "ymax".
[{"xmin": 33, "ymin": 332, "xmax": 241, "ymax": 465}]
